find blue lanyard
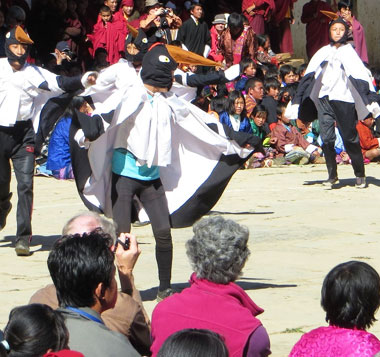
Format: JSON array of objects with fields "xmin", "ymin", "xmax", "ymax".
[{"xmin": 65, "ymin": 307, "xmax": 104, "ymax": 325}]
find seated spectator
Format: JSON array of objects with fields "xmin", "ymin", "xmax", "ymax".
[
  {"xmin": 219, "ymin": 12, "xmax": 256, "ymax": 68},
  {"xmin": 246, "ymin": 105, "xmax": 275, "ymax": 168},
  {"xmin": 356, "ymin": 115, "xmax": 380, "ymax": 162},
  {"xmin": 272, "ymin": 103, "xmax": 321, "ymax": 164},
  {"xmin": 256, "ymin": 33, "xmax": 278, "ymax": 66},
  {"xmin": 278, "ymin": 82, "xmax": 298, "ymax": 105},
  {"xmin": 279, "ymin": 64, "xmax": 297, "ymax": 86},
  {"xmin": 47, "ymin": 231, "xmax": 140, "ymax": 356},
  {"xmin": 208, "ymin": 95, "xmax": 227, "ymax": 119},
  {"xmin": 219, "ymin": 90, "xmax": 253, "ymax": 133},
  {"xmin": 150, "ymin": 216, "xmax": 271, "ymax": 357},
  {"xmin": 244, "ymin": 77, "xmax": 264, "ymax": 117},
  {"xmin": 29, "ymin": 212, "xmax": 151, "ymax": 356},
  {"xmin": 87, "ymin": 5, "xmax": 127, "ymax": 64},
  {"xmin": 262, "ymin": 77, "xmax": 281, "ymax": 130},
  {"xmin": 208, "ymin": 14, "xmax": 226, "ymax": 63},
  {"xmin": 157, "ymin": 329, "xmax": 228, "ymax": 357},
  {"xmin": 249, "ymin": 104, "xmax": 270, "ymax": 140},
  {"xmin": 296, "ymin": 63, "xmax": 307, "ymax": 80},
  {"xmin": 0, "ymin": 304, "xmax": 83, "ymax": 357},
  {"xmin": 290, "ymin": 261, "xmax": 380, "ymax": 356},
  {"xmin": 235, "ymin": 57, "xmax": 257, "ymax": 93}
]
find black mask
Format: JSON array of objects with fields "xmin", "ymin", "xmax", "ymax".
[
  {"xmin": 124, "ymin": 29, "xmax": 149, "ymax": 65},
  {"xmin": 5, "ymin": 27, "xmax": 30, "ymax": 66},
  {"xmin": 141, "ymin": 43, "xmax": 177, "ymax": 90}
]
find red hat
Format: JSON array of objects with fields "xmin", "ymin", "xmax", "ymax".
[{"xmin": 121, "ymin": 0, "xmax": 134, "ymax": 6}]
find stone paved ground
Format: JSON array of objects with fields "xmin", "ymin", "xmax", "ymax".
[{"xmin": 2, "ymin": 163, "xmax": 380, "ymax": 356}]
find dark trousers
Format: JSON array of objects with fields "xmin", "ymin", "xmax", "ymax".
[
  {"xmin": 318, "ymin": 97, "xmax": 365, "ymax": 179},
  {"xmin": 111, "ymin": 173, "xmax": 172, "ymax": 290},
  {"xmin": 0, "ymin": 121, "xmax": 35, "ymax": 240}
]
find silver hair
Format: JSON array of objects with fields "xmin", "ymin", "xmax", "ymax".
[
  {"xmin": 62, "ymin": 211, "xmax": 118, "ymax": 242},
  {"xmin": 186, "ymin": 216, "xmax": 250, "ymax": 284}
]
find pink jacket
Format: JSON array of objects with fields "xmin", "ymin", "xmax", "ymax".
[
  {"xmin": 151, "ymin": 273, "xmax": 264, "ymax": 357},
  {"xmin": 290, "ymin": 325, "xmax": 380, "ymax": 356}
]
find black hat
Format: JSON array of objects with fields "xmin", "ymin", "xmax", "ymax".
[
  {"xmin": 5, "ymin": 26, "xmax": 33, "ymax": 66},
  {"xmin": 140, "ymin": 43, "xmax": 177, "ymax": 89}
]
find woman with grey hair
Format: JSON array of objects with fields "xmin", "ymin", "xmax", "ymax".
[{"xmin": 151, "ymin": 216, "xmax": 271, "ymax": 357}]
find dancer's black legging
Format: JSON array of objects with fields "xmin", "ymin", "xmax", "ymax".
[
  {"xmin": 111, "ymin": 173, "xmax": 172, "ymax": 291},
  {"xmin": 318, "ymin": 97, "xmax": 365, "ymax": 180}
]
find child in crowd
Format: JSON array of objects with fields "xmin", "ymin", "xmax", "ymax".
[
  {"xmin": 256, "ymin": 33, "xmax": 278, "ymax": 66},
  {"xmin": 208, "ymin": 95, "xmax": 227, "ymax": 119},
  {"xmin": 235, "ymin": 57, "xmax": 257, "ymax": 93},
  {"xmin": 280, "ymin": 64, "xmax": 297, "ymax": 86},
  {"xmin": 279, "ymin": 82, "xmax": 298, "ymax": 104},
  {"xmin": 247, "ymin": 105, "xmax": 276, "ymax": 168},
  {"xmin": 262, "ymin": 77, "xmax": 281, "ymax": 130},
  {"xmin": 356, "ymin": 115, "xmax": 380, "ymax": 162},
  {"xmin": 219, "ymin": 90, "xmax": 252, "ymax": 133},
  {"xmin": 249, "ymin": 104, "xmax": 270, "ymax": 139},
  {"xmin": 87, "ymin": 5, "xmax": 127, "ymax": 65},
  {"xmin": 272, "ymin": 103, "xmax": 322, "ymax": 164},
  {"xmin": 296, "ymin": 63, "xmax": 308, "ymax": 80}
]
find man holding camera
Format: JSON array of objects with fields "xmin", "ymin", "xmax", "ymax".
[{"xmin": 139, "ymin": 0, "xmax": 182, "ymax": 44}]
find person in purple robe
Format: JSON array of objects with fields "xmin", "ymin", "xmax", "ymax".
[{"xmin": 337, "ymin": 0, "xmax": 368, "ymax": 64}]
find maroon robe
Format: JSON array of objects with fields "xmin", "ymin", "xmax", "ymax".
[
  {"xmin": 301, "ymin": 0, "xmax": 332, "ymax": 59},
  {"xmin": 242, "ymin": 0, "xmax": 276, "ymax": 35},
  {"xmin": 270, "ymin": 0, "xmax": 297, "ymax": 53},
  {"xmin": 351, "ymin": 16, "xmax": 368, "ymax": 64},
  {"xmin": 87, "ymin": 18, "xmax": 127, "ymax": 64}
]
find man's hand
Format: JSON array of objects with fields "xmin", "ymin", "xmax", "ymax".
[{"xmin": 115, "ymin": 233, "xmax": 141, "ymax": 275}]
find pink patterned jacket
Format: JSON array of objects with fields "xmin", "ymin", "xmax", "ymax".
[{"xmin": 290, "ymin": 325, "xmax": 380, "ymax": 357}]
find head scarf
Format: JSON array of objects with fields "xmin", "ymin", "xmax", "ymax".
[
  {"xmin": 140, "ymin": 43, "xmax": 177, "ymax": 89},
  {"xmin": 121, "ymin": 0, "xmax": 134, "ymax": 7},
  {"xmin": 5, "ymin": 25, "xmax": 33, "ymax": 66}
]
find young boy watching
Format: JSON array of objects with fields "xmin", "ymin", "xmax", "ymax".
[
  {"xmin": 261, "ymin": 77, "xmax": 280, "ymax": 130},
  {"xmin": 235, "ymin": 57, "xmax": 257, "ymax": 93},
  {"xmin": 356, "ymin": 115, "xmax": 380, "ymax": 162},
  {"xmin": 87, "ymin": 5, "xmax": 126, "ymax": 64},
  {"xmin": 271, "ymin": 103, "xmax": 322, "ymax": 164}
]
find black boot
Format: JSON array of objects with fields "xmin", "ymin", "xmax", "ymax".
[
  {"xmin": 15, "ymin": 235, "xmax": 30, "ymax": 256},
  {"xmin": 0, "ymin": 192, "xmax": 12, "ymax": 231}
]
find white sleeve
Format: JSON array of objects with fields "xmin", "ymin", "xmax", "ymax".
[{"xmin": 203, "ymin": 44, "xmax": 211, "ymax": 58}]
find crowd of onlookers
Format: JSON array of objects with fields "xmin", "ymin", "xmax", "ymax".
[
  {"xmin": 2, "ymin": 212, "xmax": 380, "ymax": 356},
  {"xmin": 0, "ymin": 0, "xmax": 376, "ymax": 176}
]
